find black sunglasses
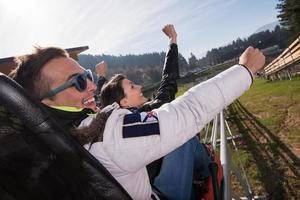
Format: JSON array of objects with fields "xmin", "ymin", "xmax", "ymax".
[{"xmin": 41, "ymin": 69, "xmax": 94, "ymax": 100}]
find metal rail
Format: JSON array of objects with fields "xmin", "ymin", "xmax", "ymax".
[{"xmin": 203, "ymin": 109, "xmax": 267, "ymax": 199}]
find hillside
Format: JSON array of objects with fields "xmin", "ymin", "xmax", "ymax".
[
  {"xmin": 228, "ymin": 78, "xmax": 300, "ymax": 199},
  {"xmin": 238, "ymin": 78, "xmax": 300, "ymax": 153},
  {"xmin": 254, "ymin": 21, "xmax": 280, "ymax": 33},
  {"xmin": 176, "ymin": 77, "xmax": 300, "ymax": 199}
]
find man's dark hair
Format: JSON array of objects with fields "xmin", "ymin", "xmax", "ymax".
[
  {"xmin": 100, "ymin": 74, "xmax": 126, "ymax": 107},
  {"xmin": 9, "ymin": 46, "xmax": 69, "ymax": 100}
]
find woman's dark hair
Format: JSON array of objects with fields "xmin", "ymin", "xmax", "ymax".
[
  {"xmin": 100, "ymin": 74, "xmax": 126, "ymax": 108},
  {"xmin": 72, "ymin": 74, "xmax": 127, "ymax": 145},
  {"xmin": 70, "ymin": 111, "xmax": 110, "ymax": 145}
]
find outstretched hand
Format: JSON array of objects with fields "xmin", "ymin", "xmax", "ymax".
[
  {"xmin": 239, "ymin": 46, "xmax": 265, "ymax": 74},
  {"xmin": 95, "ymin": 61, "xmax": 108, "ymax": 77},
  {"xmin": 162, "ymin": 24, "xmax": 177, "ymax": 44}
]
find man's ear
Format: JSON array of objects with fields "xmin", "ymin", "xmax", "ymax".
[{"xmin": 120, "ymin": 98, "xmax": 128, "ymax": 108}]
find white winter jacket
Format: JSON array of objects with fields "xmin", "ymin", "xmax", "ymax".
[{"xmin": 81, "ymin": 64, "xmax": 253, "ymax": 200}]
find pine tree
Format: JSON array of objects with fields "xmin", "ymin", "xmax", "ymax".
[{"xmin": 277, "ymin": 0, "xmax": 300, "ymax": 39}]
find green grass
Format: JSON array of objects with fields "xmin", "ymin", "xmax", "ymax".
[
  {"xmin": 240, "ymin": 77, "xmax": 300, "ymax": 98},
  {"xmin": 176, "ymin": 82, "xmax": 194, "ymax": 97},
  {"xmin": 236, "ymin": 77, "xmax": 300, "ymax": 199},
  {"xmin": 177, "ymin": 76, "xmax": 300, "ymax": 143},
  {"xmin": 239, "ymin": 77, "xmax": 300, "ymax": 139},
  {"xmin": 176, "ymin": 76, "xmax": 300, "ymax": 198}
]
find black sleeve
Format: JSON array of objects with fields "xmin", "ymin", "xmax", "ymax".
[
  {"xmin": 162, "ymin": 43, "xmax": 179, "ymax": 79},
  {"xmin": 139, "ymin": 43, "xmax": 179, "ymax": 112},
  {"xmin": 96, "ymin": 76, "xmax": 108, "ymax": 95},
  {"xmin": 95, "ymin": 76, "xmax": 108, "ymax": 107}
]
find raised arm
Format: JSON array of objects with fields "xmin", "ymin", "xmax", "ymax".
[
  {"xmin": 94, "ymin": 61, "xmax": 108, "ymax": 107},
  {"xmin": 161, "ymin": 24, "xmax": 179, "ymax": 80},
  {"xmin": 141, "ymin": 25, "xmax": 179, "ymax": 111}
]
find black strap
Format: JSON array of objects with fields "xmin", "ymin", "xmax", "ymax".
[{"xmin": 239, "ymin": 64, "xmax": 254, "ymax": 84}]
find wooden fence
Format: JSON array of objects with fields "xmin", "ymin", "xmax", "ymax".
[{"xmin": 264, "ymin": 35, "xmax": 300, "ymax": 76}]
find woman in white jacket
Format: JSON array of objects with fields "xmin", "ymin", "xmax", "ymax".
[{"xmin": 76, "ymin": 47, "xmax": 265, "ymax": 200}]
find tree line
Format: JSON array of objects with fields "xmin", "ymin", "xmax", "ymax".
[
  {"xmin": 193, "ymin": 26, "xmax": 290, "ymax": 68},
  {"xmin": 79, "ymin": 51, "xmax": 188, "ymax": 85},
  {"xmin": 79, "ymin": 26, "xmax": 291, "ymax": 85}
]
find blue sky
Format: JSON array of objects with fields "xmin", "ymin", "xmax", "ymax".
[{"xmin": 0, "ymin": 0, "xmax": 278, "ymax": 59}]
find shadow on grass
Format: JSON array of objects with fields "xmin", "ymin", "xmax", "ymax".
[{"xmin": 228, "ymin": 100, "xmax": 300, "ymax": 199}]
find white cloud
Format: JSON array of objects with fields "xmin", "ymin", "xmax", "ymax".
[{"xmin": 1, "ymin": 0, "xmax": 278, "ymax": 59}]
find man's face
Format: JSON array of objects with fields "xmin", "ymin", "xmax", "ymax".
[
  {"xmin": 120, "ymin": 79, "xmax": 147, "ymax": 108},
  {"xmin": 41, "ymin": 57, "xmax": 97, "ymax": 109}
]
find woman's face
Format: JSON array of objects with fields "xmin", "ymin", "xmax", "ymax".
[{"xmin": 120, "ymin": 78, "xmax": 147, "ymax": 108}]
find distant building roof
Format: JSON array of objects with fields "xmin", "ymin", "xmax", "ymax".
[
  {"xmin": 0, "ymin": 46, "xmax": 89, "ymax": 75},
  {"xmin": 66, "ymin": 46, "xmax": 89, "ymax": 60},
  {"xmin": 0, "ymin": 57, "xmax": 14, "ymax": 64}
]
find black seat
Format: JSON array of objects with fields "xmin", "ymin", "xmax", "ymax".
[{"xmin": 0, "ymin": 73, "xmax": 132, "ymax": 200}]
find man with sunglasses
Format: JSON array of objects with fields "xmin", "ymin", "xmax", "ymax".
[{"xmin": 10, "ymin": 47, "xmax": 98, "ymax": 129}]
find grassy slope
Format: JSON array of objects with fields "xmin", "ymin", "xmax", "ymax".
[
  {"xmin": 177, "ymin": 76, "xmax": 300, "ymax": 147},
  {"xmin": 230, "ymin": 77, "xmax": 300, "ymax": 199},
  {"xmin": 239, "ymin": 77, "xmax": 300, "ymax": 149},
  {"xmin": 176, "ymin": 76, "xmax": 300, "ymax": 199}
]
